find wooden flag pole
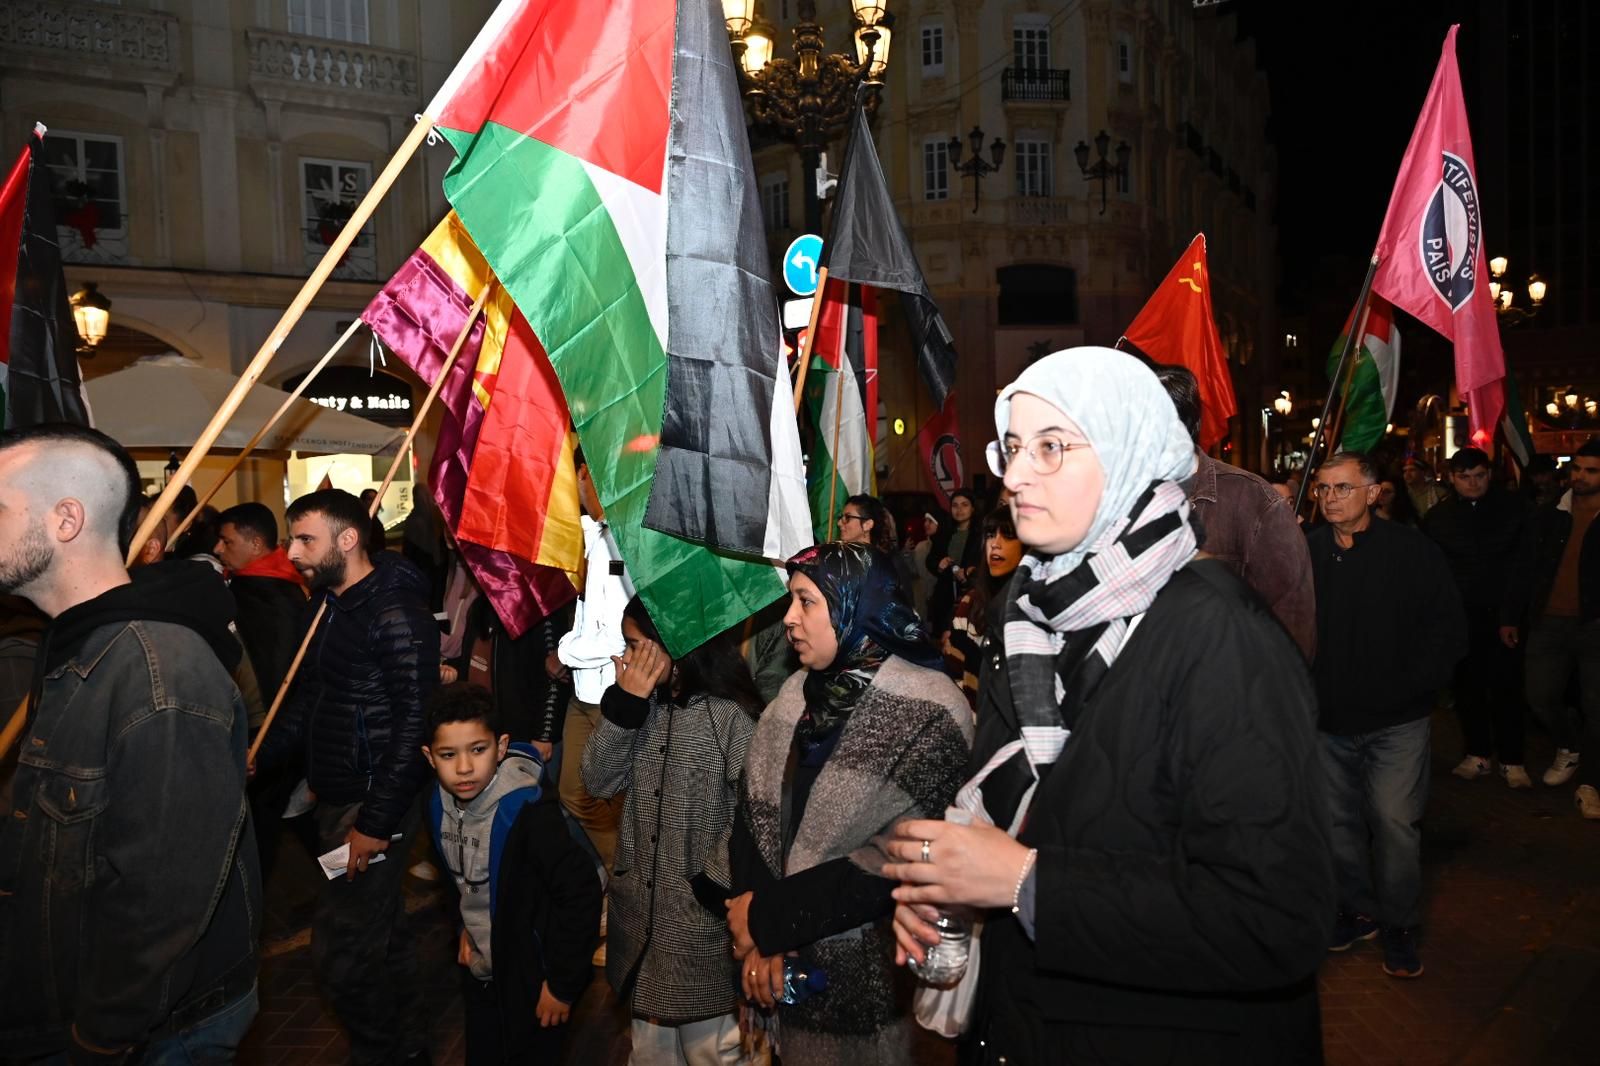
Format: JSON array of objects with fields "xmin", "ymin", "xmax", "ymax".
[
  {"xmin": 248, "ymin": 284, "xmax": 489, "ymax": 763},
  {"xmin": 168, "ymin": 318, "xmax": 366, "ymax": 546},
  {"xmin": 792, "ymin": 268, "xmax": 829, "ymax": 414},
  {"xmin": 1293, "ymin": 255, "xmax": 1380, "ymax": 518},
  {"xmin": 125, "ymin": 116, "xmax": 436, "ymax": 569}
]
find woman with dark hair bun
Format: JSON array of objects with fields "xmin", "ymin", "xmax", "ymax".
[{"xmin": 581, "ymin": 598, "xmax": 762, "ymax": 1062}]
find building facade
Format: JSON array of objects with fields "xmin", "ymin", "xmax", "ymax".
[
  {"xmin": 1, "ymin": 0, "xmax": 492, "ymax": 520},
  {"xmin": 754, "ymin": 0, "xmax": 1280, "ymax": 493}
]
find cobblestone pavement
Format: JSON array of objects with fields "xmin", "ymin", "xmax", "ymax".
[{"xmin": 240, "ymin": 708, "xmax": 1600, "ymax": 1064}]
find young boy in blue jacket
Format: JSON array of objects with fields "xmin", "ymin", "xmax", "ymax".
[{"xmin": 423, "ymin": 685, "xmax": 601, "ymax": 1064}]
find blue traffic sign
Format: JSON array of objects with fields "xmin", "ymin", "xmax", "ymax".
[{"xmin": 782, "ymin": 233, "xmax": 825, "ymax": 296}]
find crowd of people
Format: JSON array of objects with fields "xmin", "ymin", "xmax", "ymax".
[{"xmin": 0, "ymin": 345, "xmax": 1595, "ymax": 1066}]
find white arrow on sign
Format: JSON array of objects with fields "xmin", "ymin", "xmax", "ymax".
[{"xmin": 789, "ymin": 246, "xmax": 817, "ymax": 287}]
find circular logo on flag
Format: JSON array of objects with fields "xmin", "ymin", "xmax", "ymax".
[
  {"xmin": 931, "ymin": 433, "xmax": 964, "ymax": 499},
  {"xmin": 1417, "ymin": 151, "xmax": 1480, "ymax": 312}
]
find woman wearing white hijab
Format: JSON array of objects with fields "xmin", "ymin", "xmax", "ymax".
[{"xmin": 881, "ymin": 349, "xmax": 1332, "ymax": 1065}]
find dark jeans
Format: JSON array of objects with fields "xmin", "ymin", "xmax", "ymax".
[
  {"xmin": 1524, "ymin": 613, "xmax": 1600, "ymax": 788},
  {"xmin": 1319, "ymin": 717, "xmax": 1431, "ymax": 929},
  {"xmin": 311, "ymin": 799, "xmax": 425, "ymax": 1066},
  {"xmin": 31, "ymin": 985, "xmax": 258, "ymax": 1065},
  {"xmin": 1454, "ymin": 604, "xmax": 1524, "ymax": 763},
  {"xmin": 460, "ymin": 969, "xmax": 566, "ymax": 1066},
  {"xmin": 248, "ymin": 768, "xmax": 320, "ymax": 885}
]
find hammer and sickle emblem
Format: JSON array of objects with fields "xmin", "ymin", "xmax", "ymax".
[{"xmin": 1178, "ymin": 260, "xmax": 1204, "ymax": 293}]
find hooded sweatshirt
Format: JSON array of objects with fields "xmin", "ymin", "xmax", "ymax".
[{"xmin": 436, "ymin": 747, "xmax": 543, "ymax": 980}]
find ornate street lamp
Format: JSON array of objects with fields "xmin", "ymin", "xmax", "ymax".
[
  {"xmin": 731, "ymin": 0, "xmax": 893, "ymax": 233},
  {"xmin": 69, "ymin": 281, "xmax": 112, "ymax": 352},
  {"xmin": 1487, "ymin": 255, "xmax": 1549, "ymax": 324},
  {"xmin": 948, "ymin": 126, "xmax": 1005, "ymax": 214},
  {"xmin": 1073, "ymin": 129, "xmax": 1131, "ymax": 216}
]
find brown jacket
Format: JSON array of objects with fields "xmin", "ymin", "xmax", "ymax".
[{"xmin": 1188, "ymin": 453, "xmax": 1317, "ymax": 660}]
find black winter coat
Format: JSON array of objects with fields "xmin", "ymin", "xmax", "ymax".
[
  {"xmin": 1502, "ymin": 494, "xmax": 1600, "ymax": 627},
  {"xmin": 1421, "ymin": 489, "xmax": 1528, "ymax": 612},
  {"xmin": 970, "ymin": 562, "xmax": 1333, "ymax": 1066},
  {"xmin": 257, "ymin": 553, "xmax": 440, "ymax": 839},
  {"xmin": 926, "ymin": 521, "xmax": 982, "ymax": 631},
  {"xmin": 229, "ymin": 572, "xmax": 308, "ymax": 700}
]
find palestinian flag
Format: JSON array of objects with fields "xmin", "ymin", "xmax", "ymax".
[
  {"xmin": 1, "ymin": 124, "xmax": 91, "ymax": 430},
  {"xmin": 363, "ymin": 211, "xmax": 581, "ymax": 636},
  {"xmin": 424, "ymin": 0, "xmax": 811, "ymax": 655},
  {"xmin": 804, "ymin": 279, "xmax": 876, "ymax": 542},
  {"xmin": 1326, "ymin": 294, "xmax": 1401, "ymax": 453}
]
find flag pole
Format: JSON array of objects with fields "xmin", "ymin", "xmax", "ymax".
[
  {"xmin": 792, "ymin": 267, "xmax": 829, "ymax": 413},
  {"xmin": 168, "ymin": 318, "xmax": 367, "ymax": 545},
  {"xmin": 249, "ymin": 282, "xmax": 490, "ymax": 763},
  {"xmin": 1293, "ymin": 254, "xmax": 1380, "ymax": 517},
  {"xmin": 125, "ymin": 115, "xmax": 436, "ymax": 568}
]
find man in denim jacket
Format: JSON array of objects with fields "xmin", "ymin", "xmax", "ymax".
[{"xmin": 0, "ymin": 425, "xmax": 261, "ymax": 1064}]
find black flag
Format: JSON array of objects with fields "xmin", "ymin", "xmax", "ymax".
[
  {"xmin": 822, "ymin": 105, "xmax": 957, "ymax": 408},
  {"xmin": 1, "ymin": 127, "xmax": 90, "ymax": 430}
]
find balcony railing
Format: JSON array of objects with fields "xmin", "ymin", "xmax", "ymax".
[
  {"xmin": 1007, "ymin": 196, "xmax": 1071, "ymax": 228},
  {"xmin": 1002, "ymin": 67, "xmax": 1070, "ymax": 103},
  {"xmin": 247, "ymin": 29, "xmax": 418, "ymax": 100},
  {"xmin": 0, "ymin": 0, "xmax": 179, "ymax": 76}
]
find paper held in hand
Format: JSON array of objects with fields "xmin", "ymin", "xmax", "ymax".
[{"xmin": 317, "ymin": 833, "xmax": 404, "ymax": 880}]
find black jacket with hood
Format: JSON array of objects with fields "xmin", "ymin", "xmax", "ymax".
[
  {"xmin": 256, "ymin": 552, "xmax": 439, "ymax": 839},
  {"xmin": 0, "ymin": 561, "xmax": 262, "ymax": 1061}
]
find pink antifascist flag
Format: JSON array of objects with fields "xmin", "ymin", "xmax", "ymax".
[{"xmin": 1370, "ymin": 24, "xmax": 1504, "ymax": 444}]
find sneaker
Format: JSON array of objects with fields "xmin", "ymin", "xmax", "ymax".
[
  {"xmin": 1329, "ymin": 911, "xmax": 1379, "ymax": 952},
  {"xmin": 1380, "ymin": 926, "xmax": 1424, "ymax": 978},
  {"xmin": 1452, "ymin": 755, "xmax": 1492, "ymax": 780},
  {"xmin": 1500, "ymin": 764, "xmax": 1533, "ymax": 790},
  {"xmin": 1544, "ymin": 749, "xmax": 1581, "ymax": 787},
  {"xmin": 1577, "ymin": 785, "xmax": 1600, "ymax": 821}
]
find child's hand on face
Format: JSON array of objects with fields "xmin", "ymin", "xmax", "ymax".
[{"xmin": 536, "ymin": 982, "xmax": 570, "ymax": 1027}]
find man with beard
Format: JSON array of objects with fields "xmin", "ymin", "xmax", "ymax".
[
  {"xmin": 253, "ymin": 488, "xmax": 439, "ymax": 1065},
  {"xmin": 0, "ymin": 424, "xmax": 261, "ymax": 1062}
]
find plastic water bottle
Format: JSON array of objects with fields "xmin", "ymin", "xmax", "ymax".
[
  {"xmin": 910, "ymin": 911, "xmax": 970, "ymax": 985},
  {"xmin": 779, "ymin": 959, "xmax": 829, "ymax": 1005}
]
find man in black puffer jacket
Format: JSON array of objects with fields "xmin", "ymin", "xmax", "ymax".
[{"xmin": 254, "ymin": 488, "xmax": 439, "ymax": 1066}]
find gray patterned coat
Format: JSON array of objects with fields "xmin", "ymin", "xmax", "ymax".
[{"xmin": 583, "ymin": 691, "xmax": 755, "ymax": 1022}]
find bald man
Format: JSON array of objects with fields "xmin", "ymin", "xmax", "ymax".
[{"xmin": 0, "ymin": 424, "xmax": 262, "ymax": 1063}]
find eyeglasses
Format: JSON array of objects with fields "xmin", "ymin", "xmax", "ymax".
[
  {"xmin": 986, "ymin": 435, "xmax": 1091, "ymax": 477},
  {"xmin": 1311, "ymin": 482, "xmax": 1370, "ymax": 501},
  {"xmin": 837, "ymin": 512, "xmax": 867, "ymax": 526}
]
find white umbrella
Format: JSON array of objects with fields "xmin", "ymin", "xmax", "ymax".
[{"xmin": 86, "ymin": 355, "xmax": 405, "ymax": 456}]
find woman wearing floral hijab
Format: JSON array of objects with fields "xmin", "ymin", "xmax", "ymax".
[
  {"xmin": 883, "ymin": 348, "xmax": 1332, "ymax": 1065},
  {"xmin": 723, "ymin": 543, "xmax": 972, "ymax": 1064}
]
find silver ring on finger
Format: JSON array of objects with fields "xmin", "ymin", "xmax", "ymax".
[{"xmin": 920, "ymin": 839, "xmax": 932, "ymax": 864}]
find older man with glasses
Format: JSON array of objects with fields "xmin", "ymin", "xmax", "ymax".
[{"xmin": 1307, "ymin": 451, "xmax": 1466, "ymax": 981}]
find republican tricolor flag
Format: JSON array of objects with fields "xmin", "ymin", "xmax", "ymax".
[
  {"xmin": 1370, "ymin": 24, "xmax": 1505, "ymax": 444},
  {"xmin": 422, "ymin": 0, "xmax": 812, "ymax": 655}
]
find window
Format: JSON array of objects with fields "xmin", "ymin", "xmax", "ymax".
[
  {"xmin": 301, "ymin": 158, "xmax": 377, "ymax": 279},
  {"xmin": 921, "ymin": 24, "xmax": 944, "ymax": 76},
  {"xmin": 1013, "ymin": 25, "xmax": 1050, "ymax": 71},
  {"xmin": 287, "ymin": 0, "xmax": 369, "ymax": 43},
  {"xmin": 41, "ymin": 131, "xmax": 127, "ymax": 263},
  {"xmin": 998, "ymin": 265, "xmax": 1077, "ymax": 326},
  {"xmin": 1117, "ymin": 37, "xmax": 1134, "ymax": 84},
  {"xmin": 1014, "ymin": 140, "xmax": 1052, "ymax": 198},
  {"xmin": 923, "ymin": 140, "xmax": 949, "ymax": 201},
  {"xmin": 760, "ymin": 173, "xmax": 790, "ymax": 230}
]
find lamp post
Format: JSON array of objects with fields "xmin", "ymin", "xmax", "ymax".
[
  {"xmin": 948, "ymin": 126, "xmax": 1005, "ymax": 214},
  {"xmin": 69, "ymin": 282, "xmax": 112, "ymax": 353},
  {"xmin": 727, "ymin": 0, "xmax": 893, "ymax": 234},
  {"xmin": 1487, "ymin": 255, "xmax": 1549, "ymax": 324},
  {"xmin": 1073, "ymin": 129, "xmax": 1131, "ymax": 215}
]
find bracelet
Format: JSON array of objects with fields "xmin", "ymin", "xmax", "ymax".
[{"xmin": 1010, "ymin": 848, "xmax": 1038, "ymax": 914}]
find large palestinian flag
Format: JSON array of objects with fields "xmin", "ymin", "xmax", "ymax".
[{"xmin": 423, "ymin": 0, "xmax": 811, "ymax": 655}]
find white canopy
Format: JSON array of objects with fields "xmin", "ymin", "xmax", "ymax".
[{"xmin": 86, "ymin": 356, "xmax": 405, "ymax": 456}]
